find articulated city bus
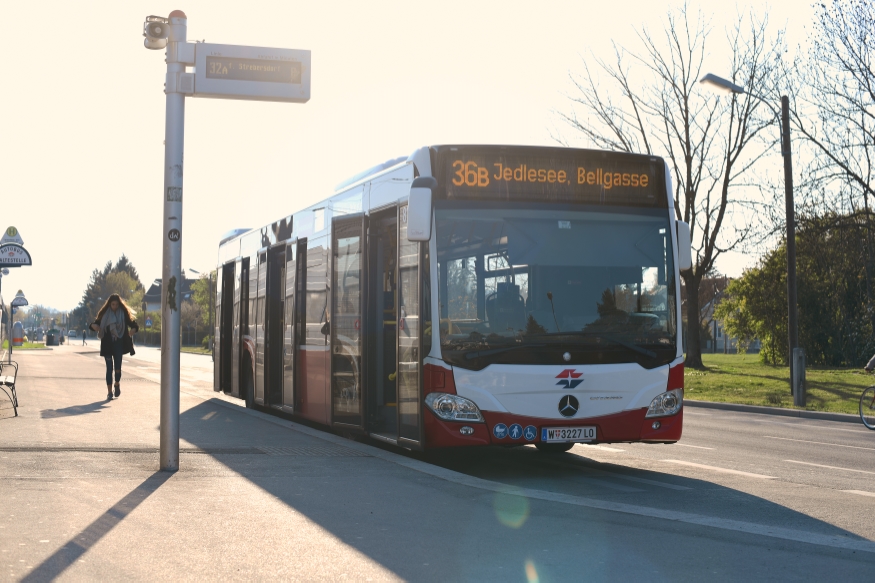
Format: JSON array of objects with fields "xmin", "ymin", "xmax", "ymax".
[{"xmin": 214, "ymin": 145, "xmax": 692, "ymax": 452}]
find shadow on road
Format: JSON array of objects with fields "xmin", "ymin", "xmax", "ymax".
[
  {"xmin": 40, "ymin": 400, "xmax": 113, "ymax": 418},
  {"xmin": 23, "ymin": 472, "xmax": 171, "ymax": 582},
  {"xmin": 170, "ymin": 399, "xmax": 874, "ymax": 580}
]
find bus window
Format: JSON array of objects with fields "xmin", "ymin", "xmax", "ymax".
[
  {"xmin": 306, "ymin": 238, "xmax": 329, "ymax": 345},
  {"xmin": 445, "ymin": 256, "xmax": 478, "ymax": 321}
]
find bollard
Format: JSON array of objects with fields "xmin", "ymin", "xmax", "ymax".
[{"xmin": 792, "ymin": 348, "xmax": 806, "ymax": 407}]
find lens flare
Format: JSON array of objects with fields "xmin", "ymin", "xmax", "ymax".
[
  {"xmin": 493, "ymin": 487, "xmax": 530, "ymax": 528},
  {"xmin": 525, "ymin": 559, "xmax": 539, "ymax": 583}
]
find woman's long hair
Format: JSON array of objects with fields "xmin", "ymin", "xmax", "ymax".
[{"xmin": 95, "ymin": 293, "xmax": 136, "ymax": 323}]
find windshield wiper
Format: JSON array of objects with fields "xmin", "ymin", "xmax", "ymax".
[
  {"xmin": 464, "ymin": 343, "xmax": 546, "ymax": 360},
  {"xmin": 529, "ymin": 332, "xmax": 657, "ymax": 359}
]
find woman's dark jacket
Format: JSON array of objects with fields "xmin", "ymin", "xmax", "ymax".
[{"xmin": 91, "ymin": 314, "xmax": 139, "ymax": 357}]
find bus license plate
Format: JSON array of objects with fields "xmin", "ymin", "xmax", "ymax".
[{"xmin": 541, "ymin": 426, "xmax": 596, "ymax": 443}]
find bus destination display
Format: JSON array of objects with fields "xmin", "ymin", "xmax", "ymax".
[
  {"xmin": 206, "ymin": 56, "xmax": 303, "ymax": 84},
  {"xmin": 442, "ymin": 152, "xmax": 664, "ymax": 207}
]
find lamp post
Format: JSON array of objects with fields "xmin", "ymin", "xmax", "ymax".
[{"xmin": 699, "ymin": 73, "xmax": 804, "ymax": 406}]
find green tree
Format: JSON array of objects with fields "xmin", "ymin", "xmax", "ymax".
[
  {"xmin": 190, "ymin": 273, "xmax": 214, "ymax": 320},
  {"xmin": 715, "ymin": 211, "xmax": 875, "ymax": 366},
  {"xmin": 75, "ymin": 256, "xmax": 145, "ymax": 324},
  {"xmin": 715, "ymin": 256, "xmax": 786, "ymax": 364}
]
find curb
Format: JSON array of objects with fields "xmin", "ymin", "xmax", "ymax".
[{"xmin": 686, "ymin": 399, "xmax": 861, "ymax": 424}]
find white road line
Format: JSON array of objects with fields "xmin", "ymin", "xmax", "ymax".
[
  {"xmin": 548, "ymin": 458, "xmax": 692, "ymax": 491},
  {"xmin": 757, "ymin": 420, "xmax": 865, "ymax": 434},
  {"xmin": 842, "ymin": 490, "xmax": 875, "ymax": 498},
  {"xmin": 661, "ymin": 459, "xmax": 776, "ymax": 479},
  {"xmin": 674, "ymin": 443, "xmax": 714, "ymax": 450},
  {"xmin": 602, "ymin": 472, "xmax": 692, "ymax": 491},
  {"xmin": 575, "ymin": 444, "xmax": 625, "ymax": 452},
  {"xmin": 763, "ymin": 435, "xmax": 875, "ymax": 451},
  {"xmin": 785, "ymin": 460, "xmax": 875, "ymax": 475}
]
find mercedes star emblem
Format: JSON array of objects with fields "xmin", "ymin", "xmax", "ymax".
[{"xmin": 558, "ymin": 395, "xmax": 579, "ymax": 417}]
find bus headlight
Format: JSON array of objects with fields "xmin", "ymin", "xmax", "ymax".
[
  {"xmin": 425, "ymin": 393, "xmax": 484, "ymax": 422},
  {"xmin": 645, "ymin": 388, "xmax": 683, "ymax": 418}
]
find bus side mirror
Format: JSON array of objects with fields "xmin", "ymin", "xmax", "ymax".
[
  {"xmin": 407, "ymin": 176, "xmax": 436, "ymax": 242},
  {"xmin": 676, "ymin": 221, "xmax": 692, "ymax": 271}
]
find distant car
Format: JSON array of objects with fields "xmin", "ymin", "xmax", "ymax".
[{"xmin": 68, "ymin": 330, "xmax": 77, "ymax": 338}]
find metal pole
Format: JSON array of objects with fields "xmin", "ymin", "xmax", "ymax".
[
  {"xmin": 781, "ymin": 95, "xmax": 801, "ymax": 401},
  {"xmin": 160, "ymin": 10, "xmax": 187, "ymax": 472},
  {"xmin": 209, "ymin": 271, "xmax": 214, "ymax": 361}
]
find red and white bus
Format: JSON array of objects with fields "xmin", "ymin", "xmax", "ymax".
[{"xmin": 214, "ymin": 145, "xmax": 692, "ymax": 452}]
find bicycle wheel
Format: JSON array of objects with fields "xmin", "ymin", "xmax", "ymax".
[{"xmin": 860, "ymin": 386, "xmax": 875, "ymax": 430}]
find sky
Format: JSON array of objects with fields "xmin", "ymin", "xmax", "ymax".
[{"xmin": 1, "ymin": 0, "xmax": 815, "ymax": 312}]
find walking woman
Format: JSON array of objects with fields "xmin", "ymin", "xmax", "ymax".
[{"xmin": 90, "ymin": 294, "xmax": 139, "ymax": 400}]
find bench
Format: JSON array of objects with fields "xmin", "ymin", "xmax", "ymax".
[{"xmin": 0, "ymin": 360, "xmax": 18, "ymax": 417}]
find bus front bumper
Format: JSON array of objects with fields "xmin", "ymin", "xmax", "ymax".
[{"xmin": 423, "ymin": 407, "xmax": 683, "ymax": 448}]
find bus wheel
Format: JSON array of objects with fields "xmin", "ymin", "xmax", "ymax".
[
  {"xmin": 244, "ymin": 365, "xmax": 255, "ymax": 409},
  {"xmin": 535, "ymin": 443, "xmax": 574, "ymax": 453}
]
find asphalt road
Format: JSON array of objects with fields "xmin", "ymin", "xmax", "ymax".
[
  {"xmin": 3, "ymin": 345, "xmax": 872, "ymax": 580},
  {"xmin": 122, "ymin": 346, "xmax": 875, "ymax": 549}
]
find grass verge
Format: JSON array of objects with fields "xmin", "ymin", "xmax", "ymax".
[
  {"xmin": 687, "ymin": 353, "xmax": 869, "ymax": 416},
  {"xmin": 2, "ymin": 340, "xmax": 51, "ymax": 350},
  {"xmin": 180, "ymin": 346, "xmax": 211, "ymax": 355}
]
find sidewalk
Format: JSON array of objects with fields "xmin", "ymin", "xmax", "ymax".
[
  {"xmin": 0, "ymin": 345, "xmax": 607, "ymax": 581},
  {"xmin": 0, "ymin": 346, "xmax": 442, "ymax": 580}
]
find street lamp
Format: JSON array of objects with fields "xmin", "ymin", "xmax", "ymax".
[{"xmin": 699, "ymin": 73, "xmax": 804, "ymax": 406}]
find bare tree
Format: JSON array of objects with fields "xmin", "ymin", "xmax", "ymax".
[
  {"xmin": 790, "ymin": 0, "xmax": 875, "ymax": 330},
  {"xmin": 555, "ymin": 6, "xmax": 785, "ymax": 367}
]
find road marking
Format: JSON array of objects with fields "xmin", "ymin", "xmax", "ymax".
[
  {"xmin": 674, "ymin": 443, "xmax": 714, "ymax": 450},
  {"xmin": 756, "ymin": 420, "xmax": 865, "ymax": 434},
  {"xmin": 661, "ymin": 460, "xmax": 776, "ymax": 479},
  {"xmin": 784, "ymin": 460, "xmax": 875, "ymax": 475},
  {"xmin": 575, "ymin": 444, "xmax": 625, "ymax": 453},
  {"xmin": 548, "ymin": 458, "xmax": 692, "ymax": 490},
  {"xmin": 842, "ymin": 490, "xmax": 875, "ymax": 498},
  {"xmin": 596, "ymin": 471, "xmax": 691, "ymax": 491},
  {"xmin": 763, "ymin": 435, "xmax": 875, "ymax": 451}
]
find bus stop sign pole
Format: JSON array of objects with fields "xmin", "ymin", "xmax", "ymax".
[
  {"xmin": 147, "ymin": 11, "xmax": 309, "ymax": 471},
  {"xmin": 160, "ymin": 10, "xmax": 187, "ymax": 471}
]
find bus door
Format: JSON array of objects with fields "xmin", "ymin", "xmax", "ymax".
[
  {"xmin": 293, "ymin": 238, "xmax": 309, "ymax": 416},
  {"xmin": 231, "ymin": 257, "xmax": 249, "ymax": 397},
  {"xmin": 254, "ymin": 250, "xmax": 267, "ymax": 405},
  {"xmin": 366, "ymin": 209, "xmax": 398, "ymax": 438},
  {"xmin": 230, "ymin": 259, "xmax": 243, "ymax": 397},
  {"xmin": 214, "ymin": 265, "xmax": 222, "ymax": 391},
  {"xmin": 298, "ymin": 236, "xmax": 330, "ymax": 424},
  {"xmin": 396, "ymin": 203, "xmax": 424, "ymax": 449},
  {"xmin": 217, "ymin": 262, "xmax": 235, "ymax": 392},
  {"xmin": 282, "ymin": 242, "xmax": 297, "ymax": 413},
  {"xmin": 331, "ymin": 214, "xmax": 366, "ymax": 429},
  {"xmin": 266, "ymin": 244, "xmax": 286, "ymax": 409}
]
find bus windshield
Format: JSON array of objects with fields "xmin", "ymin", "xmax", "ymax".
[{"xmin": 435, "ymin": 203, "xmax": 677, "ymax": 370}]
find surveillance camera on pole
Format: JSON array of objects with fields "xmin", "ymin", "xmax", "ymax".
[{"xmin": 143, "ymin": 16, "xmax": 169, "ymax": 50}]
